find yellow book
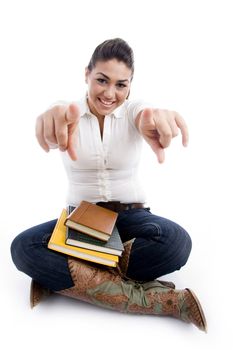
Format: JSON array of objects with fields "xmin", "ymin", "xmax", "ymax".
[{"xmin": 48, "ymin": 209, "xmax": 118, "ymax": 267}]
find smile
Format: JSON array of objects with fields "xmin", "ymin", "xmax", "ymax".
[{"xmin": 98, "ymin": 98, "xmax": 116, "ymax": 106}]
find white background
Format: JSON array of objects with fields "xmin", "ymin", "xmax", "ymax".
[{"xmin": 0, "ymin": 0, "xmax": 232, "ymax": 349}]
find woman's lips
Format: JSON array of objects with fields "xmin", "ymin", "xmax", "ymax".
[{"xmin": 98, "ymin": 98, "xmax": 116, "ymax": 107}]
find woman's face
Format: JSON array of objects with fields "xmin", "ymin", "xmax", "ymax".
[{"xmin": 85, "ymin": 59, "xmax": 132, "ymax": 118}]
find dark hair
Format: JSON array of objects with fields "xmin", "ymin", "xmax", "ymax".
[{"xmin": 87, "ymin": 38, "xmax": 134, "ymax": 76}]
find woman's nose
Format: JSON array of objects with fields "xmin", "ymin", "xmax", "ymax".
[{"xmin": 103, "ymin": 85, "xmax": 115, "ymax": 99}]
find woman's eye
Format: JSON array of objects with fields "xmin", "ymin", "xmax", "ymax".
[
  {"xmin": 97, "ymin": 78, "xmax": 107, "ymax": 84},
  {"xmin": 117, "ymin": 83, "xmax": 127, "ymax": 89}
]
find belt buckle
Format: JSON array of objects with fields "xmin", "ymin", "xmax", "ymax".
[{"xmin": 121, "ymin": 203, "xmax": 132, "ymax": 211}]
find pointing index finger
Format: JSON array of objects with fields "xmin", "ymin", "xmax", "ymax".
[
  {"xmin": 35, "ymin": 116, "xmax": 50, "ymax": 152},
  {"xmin": 65, "ymin": 103, "xmax": 80, "ymax": 124},
  {"xmin": 175, "ymin": 113, "xmax": 189, "ymax": 147}
]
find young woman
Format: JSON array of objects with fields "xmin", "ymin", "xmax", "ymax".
[{"xmin": 11, "ymin": 38, "xmax": 206, "ymax": 332}]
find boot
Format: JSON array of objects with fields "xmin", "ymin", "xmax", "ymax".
[
  {"xmin": 30, "ymin": 239, "xmax": 175, "ymax": 307},
  {"xmin": 30, "ymin": 279, "xmax": 52, "ymax": 308},
  {"xmin": 30, "ymin": 240, "xmax": 207, "ymax": 332},
  {"xmin": 57, "ymin": 256, "xmax": 207, "ymax": 332}
]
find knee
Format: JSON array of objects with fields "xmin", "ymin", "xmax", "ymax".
[
  {"xmin": 10, "ymin": 231, "xmax": 33, "ymax": 273},
  {"xmin": 174, "ymin": 229, "xmax": 192, "ymax": 268},
  {"xmin": 11, "ymin": 233, "xmax": 24, "ymax": 270}
]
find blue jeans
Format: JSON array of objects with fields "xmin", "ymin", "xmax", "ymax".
[{"xmin": 10, "ymin": 208, "xmax": 192, "ymax": 291}]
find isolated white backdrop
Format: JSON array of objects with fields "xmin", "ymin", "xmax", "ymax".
[{"xmin": 0, "ymin": 0, "xmax": 232, "ymax": 349}]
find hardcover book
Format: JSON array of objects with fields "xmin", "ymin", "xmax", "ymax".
[
  {"xmin": 65, "ymin": 201, "xmax": 118, "ymax": 242},
  {"xmin": 48, "ymin": 209, "xmax": 119, "ymax": 267},
  {"xmin": 66, "ymin": 206, "xmax": 124, "ymax": 256}
]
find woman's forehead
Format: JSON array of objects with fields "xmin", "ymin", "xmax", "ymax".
[{"xmin": 92, "ymin": 59, "xmax": 132, "ymax": 81}]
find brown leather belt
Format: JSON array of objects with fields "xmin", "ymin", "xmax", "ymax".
[{"xmin": 96, "ymin": 201, "xmax": 146, "ymax": 213}]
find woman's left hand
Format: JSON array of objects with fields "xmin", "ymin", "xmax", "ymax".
[{"xmin": 135, "ymin": 108, "xmax": 189, "ymax": 163}]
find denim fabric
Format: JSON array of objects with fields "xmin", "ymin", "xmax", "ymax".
[
  {"xmin": 10, "ymin": 220, "xmax": 75, "ymax": 291},
  {"xmin": 116, "ymin": 208, "xmax": 192, "ymax": 281},
  {"xmin": 10, "ymin": 208, "xmax": 192, "ymax": 290}
]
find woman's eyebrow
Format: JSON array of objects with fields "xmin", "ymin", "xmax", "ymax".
[{"xmin": 96, "ymin": 72, "xmax": 129, "ymax": 83}]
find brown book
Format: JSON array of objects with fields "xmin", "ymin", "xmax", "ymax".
[
  {"xmin": 65, "ymin": 201, "xmax": 118, "ymax": 242},
  {"xmin": 48, "ymin": 209, "xmax": 118, "ymax": 267}
]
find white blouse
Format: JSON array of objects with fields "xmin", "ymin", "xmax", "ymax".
[{"xmin": 61, "ymin": 97, "xmax": 150, "ymax": 207}]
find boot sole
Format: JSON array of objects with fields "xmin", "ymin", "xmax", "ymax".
[{"xmin": 185, "ymin": 288, "xmax": 207, "ymax": 332}]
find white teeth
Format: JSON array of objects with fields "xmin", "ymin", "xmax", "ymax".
[{"xmin": 99, "ymin": 99, "xmax": 114, "ymax": 106}]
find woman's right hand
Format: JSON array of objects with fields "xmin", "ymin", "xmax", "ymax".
[{"xmin": 35, "ymin": 103, "xmax": 80, "ymax": 160}]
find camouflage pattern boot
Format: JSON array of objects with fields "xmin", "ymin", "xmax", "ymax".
[
  {"xmin": 30, "ymin": 239, "xmax": 207, "ymax": 332},
  {"xmin": 57, "ymin": 256, "xmax": 207, "ymax": 332}
]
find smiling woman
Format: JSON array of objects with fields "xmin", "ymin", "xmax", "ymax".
[
  {"xmin": 85, "ymin": 59, "xmax": 132, "ymax": 124},
  {"xmin": 85, "ymin": 38, "xmax": 134, "ymax": 122},
  {"xmin": 10, "ymin": 37, "xmax": 206, "ymax": 332}
]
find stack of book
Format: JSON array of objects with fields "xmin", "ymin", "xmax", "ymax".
[{"xmin": 48, "ymin": 201, "xmax": 124, "ymax": 267}]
